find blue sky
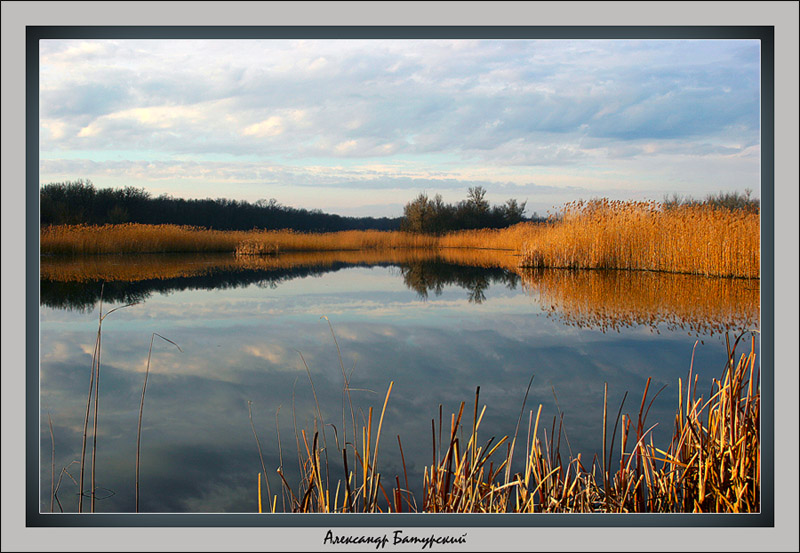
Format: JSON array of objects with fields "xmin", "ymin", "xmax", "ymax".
[{"xmin": 39, "ymin": 39, "xmax": 761, "ymax": 217}]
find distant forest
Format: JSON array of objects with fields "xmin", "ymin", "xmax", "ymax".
[
  {"xmin": 39, "ymin": 179, "xmax": 401, "ymax": 232},
  {"xmin": 39, "ymin": 180, "xmax": 539, "ymax": 232}
]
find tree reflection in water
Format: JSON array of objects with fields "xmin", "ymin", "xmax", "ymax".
[{"xmin": 399, "ymin": 261, "xmax": 518, "ymax": 303}]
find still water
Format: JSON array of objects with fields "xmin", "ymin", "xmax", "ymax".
[{"xmin": 39, "ymin": 251, "xmax": 759, "ymax": 513}]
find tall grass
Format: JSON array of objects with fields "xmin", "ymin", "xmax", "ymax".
[
  {"xmin": 268, "ymin": 332, "xmax": 759, "ymax": 513},
  {"xmin": 40, "ymin": 223, "xmax": 531, "ymax": 256},
  {"xmin": 40, "ymin": 225, "xmax": 437, "ymax": 255},
  {"xmin": 136, "ymin": 333, "xmax": 182, "ymax": 513},
  {"xmin": 519, "ymin": 199, "xmax": 760, "ymax": 278},
  {"xmin": 41, "ymin": 224, "xmax": 246, "ymax": 255},
  {"xmin": 438, "ymin": 223, "xmax": 536, "ymax": 251}
]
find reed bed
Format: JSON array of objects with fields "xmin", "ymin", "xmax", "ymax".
[
  {"xmin": 231, "ymin": 229, "xmax": 439, "ymax": 254},
  {"xmin": 40, "ymin": 225, "xmax": 438, "ymax": 256},
  {"xmin": 40, "ymin": 223, "xmax": 533, "ymax": 256},
  {"xmin": 39, "ymin": 222, "xmax": 538, "ymax": 256},
  {"xmin": 41, "ymin": 224, "xmax": 247, "ymax": 255},
  {"xmin": 40, "ymin": 223, "xmax": 537, "ymax": 256},
  {"xmin": 266, "ymin": 333, "xmax": 759, "ymax": 513},
  {"xmin": 519, "ymin": 200, "xmax": 760, "ymax": 278},
  {"xmin": 439, "ymin": 223, "xmax": 538, "ymax": 251},
  {"xmin": 40, "ymin": 199, "xmax": 759, "ymax": 279}
]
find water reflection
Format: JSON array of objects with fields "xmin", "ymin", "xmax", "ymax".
[
  {"xmin": 521, "ymin": 268, "xmax": 759, "ymax": 336},
  {"xmin": 39, "ymin": 251, "xmax": 759, "ymax": 513},
  {"xmin": 41, "ymin": 250, "xmax": 758, "ymax": 335},
  {"xmin": 400, "ymin": 261, "xmax": 519, "ymax": 303}
]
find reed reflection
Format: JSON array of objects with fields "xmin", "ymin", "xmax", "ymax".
[{"xmin": 521, "ymin": 268, "xmax": 759, "ymax": 336}]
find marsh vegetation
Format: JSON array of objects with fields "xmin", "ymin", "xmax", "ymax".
[
  {"xmin": 42, "ymin": 197, "xmax": 759, "ymax": 279},
  {"xmin": 263, "ymin": 332, "xmax": 759, "ymax": 513},
  {"xmin": 39, "ymin": 192, "xmax": 760, "ymax": 514}
]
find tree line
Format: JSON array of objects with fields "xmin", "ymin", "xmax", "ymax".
[
  {"xmin": 39, "ymin": 179, "xmax": 401, "ymax": 232},
  {"xmin": 41, "ymin": 179, "xmax": 755, "ymax": 234},
  {"xmin": 40, "ymin": 180, "xmax": 538, "ymax": 233}
]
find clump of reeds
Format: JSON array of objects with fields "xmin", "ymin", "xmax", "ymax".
[
  {"xmin": 268, "ymin": 331, "xmax": 759, "ymax": 513},
  {"xmin": 519, "ymin": 199, "xmax": 759, "ymax": 278},
  {"xmin": 439, "ymin": 222, "xmax": 539, "ymax": 251},
  {"xmin": 235, "ymin": 239, "xmax": 279, "ymax": 257},
  {"xmin": 264, "ymin": 381, "xmax": 396, "ymax": 513},
  {"xmin": 660, "ymin": 332, "xmax": 761, "ymax": 512}
]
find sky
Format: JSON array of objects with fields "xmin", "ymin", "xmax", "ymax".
[{"xmin": 39, "ymin": 38, "xmax": 761, "ymax": 218}]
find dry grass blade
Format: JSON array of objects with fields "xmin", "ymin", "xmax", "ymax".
[
  {"xmin": 136, "ymin": 332, "xmax": 182, "ymax": 512},
  {"xmin": 48, "ymin": 413, "xmax": 55, "ymax": 513},
  {"xmin": 78, "ymin": 287, "xmax": 138, "ymax": 513},
  {"xmin": 246, "ymin": 401, "xmax": 272, "ymax": 515},
  {"xmin": 506, "ymin": 374, "xmax": 535, "ymax": 486}
]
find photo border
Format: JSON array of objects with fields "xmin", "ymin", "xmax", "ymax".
[{"xmin": 22, "ymin": 21, "xmax": 778, "ymax": 536}]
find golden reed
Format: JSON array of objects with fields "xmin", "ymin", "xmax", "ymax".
[
  {"xmin": 40, "ymin": 225, "xmax": 436, "ymax": 255},
  {"xmin": 40, "ymin": 199, "xmax": 760, "ymax": 278},
  {"xmin": 518, "ymin": 199, "xmax": 759, "ymax": 278}
]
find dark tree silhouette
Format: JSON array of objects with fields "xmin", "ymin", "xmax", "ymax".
[
  {"xmin": 40, "ymin": 180, "xmax": 402, "ymax": 231},
  {"xmin": 400, "ymin": 187, "xmax": 529, "ymax": 233}
]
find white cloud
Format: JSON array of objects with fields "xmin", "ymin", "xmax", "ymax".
[
  {"xmin": 38, "ymin": 38, "xmax": 761, "ymax": 213},
  {"xmin": 242, "ymin": 116, "xmax": 284, "ymax": 137}
]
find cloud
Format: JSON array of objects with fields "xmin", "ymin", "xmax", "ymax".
[
  {"xmin": 38, "ymin": 38, "xmax": 761, "ymax": 212},
  {"xmin": 40, "ymin": 39, "xmax": 760, "ymax": 153},
  {"xmin": 39, "ymin": 157, "xmax": 527, "ymax": 192},
  {"xmin": 242, "ymin": 116, "xmax": 284, "ymax": 137}
]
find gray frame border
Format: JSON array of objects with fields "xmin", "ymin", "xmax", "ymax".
[{"xmin": 26, "ymin": 25, "xmax": 774, "ymax": 529}]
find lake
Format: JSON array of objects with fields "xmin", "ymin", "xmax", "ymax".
[{"xmin": 39, "ymin": 251, "xmax": 760, "ymax": 513}]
